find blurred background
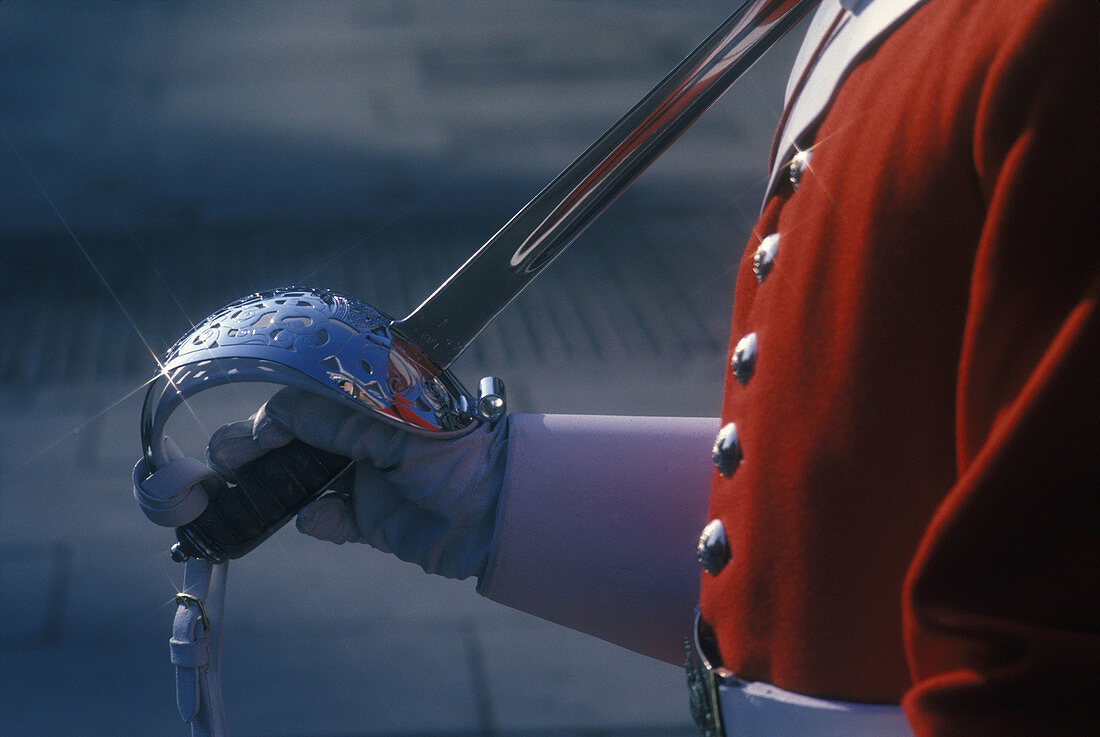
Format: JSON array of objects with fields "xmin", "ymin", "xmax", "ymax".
[{"xmin": 0, "ymin": 2, "xmax": 805, "ymax": 735}]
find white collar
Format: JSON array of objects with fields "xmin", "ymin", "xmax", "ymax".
[{"xmin": 763, "ymin": 0, "xmax": 932, "ymax": 204}]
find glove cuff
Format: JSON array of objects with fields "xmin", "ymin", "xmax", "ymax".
[{"xmin": 477, "ymin": 413, "xmax": 717, "ymax": 664}]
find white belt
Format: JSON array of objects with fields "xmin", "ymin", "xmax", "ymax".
[
  {"xmin": 716, "ymin": 678, "xmax": 914, "ymax": 737},
  {"xmin": 688, "ymin": 610, "xmax": 914, "ymax": 737}
]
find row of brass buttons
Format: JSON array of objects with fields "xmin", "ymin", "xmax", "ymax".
[{"xmin": 697, "ymin": 151, "xmax": 808, "ymax": 577}]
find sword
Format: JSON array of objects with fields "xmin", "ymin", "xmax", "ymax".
[
  {"xmin": 393, "ymin": 0, "xmax": 820, "ymax": 369},
  {"xmin": 138, "ymin": 0, "xmax": 821, "ymax": 563}
]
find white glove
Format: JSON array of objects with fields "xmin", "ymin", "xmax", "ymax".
[{"xmin": 207, "ymin": 387, "xmax": 508, "ymax": 581}]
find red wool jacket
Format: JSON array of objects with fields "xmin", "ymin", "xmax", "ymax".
[{"xmin": 698, "ymin": 0, "xmax": 1099, "ymax": 734}]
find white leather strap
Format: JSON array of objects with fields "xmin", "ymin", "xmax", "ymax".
[
  {"xmin": 172, "ymin": 558, "xmax": 230, "ymax": 737},
  {"xmin": 133, "ymin": 456, "xmax": 216, "ymax": 527},
  {"xmin": 718, "ymin": 678, "xmax": 914, "ymax": 737}
]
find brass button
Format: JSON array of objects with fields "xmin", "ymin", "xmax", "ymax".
[
  {"xmin": 712, "ymin": 422, "xmax": 742, "ymax": 478},
  {"xmin": 752, "ymin": 233, "xmax": 779, "ymax": 284},
  {"xmin": 731, "ymin": 332, "xmax": 757, "ymax": 386},
  {"xmin": 788, "ymin": 150, "xmax": 811, "ymax": 190},
  {"xmin": 697, "ymin": 519, "xmax": 730, "ymax": 576}
]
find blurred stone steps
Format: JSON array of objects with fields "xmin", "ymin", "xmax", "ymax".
[{"xmin": 0, "ymin": 188, "xmax": 755, "ymax": 406}]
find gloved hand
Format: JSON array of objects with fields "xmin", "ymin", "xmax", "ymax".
[{"xmin": 207, "ymin": 387, "xmax": 509, "ymax": 581}]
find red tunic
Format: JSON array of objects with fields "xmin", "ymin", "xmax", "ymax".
[{"xmin": 698, "ymin": 0, "xmax": 1099, "ymax": 734}]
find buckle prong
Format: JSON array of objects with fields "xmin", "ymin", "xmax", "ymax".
[{"xmin": 175, "ymin": 593, "xmax": 210, "ymax": 631}]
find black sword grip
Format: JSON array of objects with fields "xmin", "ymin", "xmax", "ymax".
[{"xmin": 174, "ymin": 439, "xmax": 352, "ymax": 562}]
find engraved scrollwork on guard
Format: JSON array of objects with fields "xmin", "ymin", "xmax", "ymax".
[{"xmin": 143, "ymin": 287, "xmax": 477, "ymax": 472}]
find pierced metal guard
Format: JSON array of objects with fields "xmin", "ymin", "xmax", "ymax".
[
  {"xmin": 142, "ymin": 286, "xmax": 477, "ymax": 472},
  {"xmin": 140, "ymin": 287, "xmax": 480, "ymax": 563}
]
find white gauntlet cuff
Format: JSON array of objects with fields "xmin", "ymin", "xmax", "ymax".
[{"xmin": 478, "ymin": 413, "xmax": 718, "ymax": 664}]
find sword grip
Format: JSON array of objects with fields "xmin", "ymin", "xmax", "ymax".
[{"xmin": 174, "ymin": 440, "xmax": 351, "ymax": 562}]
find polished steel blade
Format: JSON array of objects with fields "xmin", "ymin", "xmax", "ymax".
[{"xmin": 394, "ymin": 0, "xmax": 821, "ymax": 369}]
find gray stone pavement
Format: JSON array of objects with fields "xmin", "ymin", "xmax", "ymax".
[{"xmin": 0, "ymin": 2, "xmax": 808, "ymax": 734}]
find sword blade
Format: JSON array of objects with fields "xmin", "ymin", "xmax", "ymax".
[{"xmin": 394, "ymin": 0, "xmax": 820, "ymax": 369}]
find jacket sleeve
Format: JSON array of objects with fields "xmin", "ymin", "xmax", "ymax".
[
  {"xmin": 478, "ymin": 413, "xmax": 718, "ymax": 665},
  {"xmin": 901, "ymin": 2, "xmax": 1100, "ymax": 735}
]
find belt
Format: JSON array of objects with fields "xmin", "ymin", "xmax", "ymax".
[{"xmin": 687, "ymin": 611, "xmax": 915, "ymax": 737}]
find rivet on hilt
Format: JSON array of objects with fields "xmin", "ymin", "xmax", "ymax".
[
  {"xmin": 476, "ymin": 376, "xmax": 507, "ymax": 423},
  {"xmin": 170, "ymin": 542, "xmax": 191, "ymax": 563}
]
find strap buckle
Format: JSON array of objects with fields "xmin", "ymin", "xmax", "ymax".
[
  {"xmin": 686, "ymin": 608, "xmax": 736, "ymax": 737},
  {"xmin": 175, "ymin": 593, "xmax": 210, "ymax": 631}
]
